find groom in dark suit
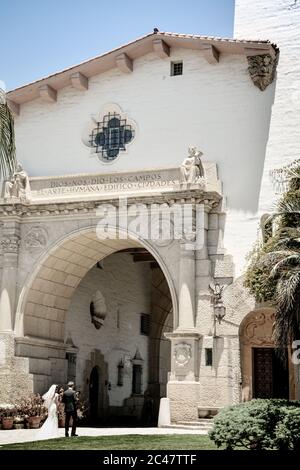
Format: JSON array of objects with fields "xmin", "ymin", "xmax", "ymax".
[{"xmin": 62, "ymin": 381, "xmax": 78, "ymax": 437}]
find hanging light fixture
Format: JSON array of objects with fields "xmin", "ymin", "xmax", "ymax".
[{"xmin": 209, "ymin": 282, "xmax": 226, "ymax": 325}]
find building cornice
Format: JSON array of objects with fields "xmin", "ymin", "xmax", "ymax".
[{"xmin": 0, "ymin": 190, "xmax": 221, "ymax": 222}]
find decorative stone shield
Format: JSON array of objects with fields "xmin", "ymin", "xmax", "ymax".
[{"xmin": 173, "ymin": 342, "xmax": 192, "ymax": 367}]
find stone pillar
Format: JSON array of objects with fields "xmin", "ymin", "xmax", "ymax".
[
  {"xmin": 178, "ymin": 241, "xmax": 195, "ymax": 330},
  {"xmin": 0, "ymin": 223, "xmax": 20, "ymax": 331},
  {"xmin": 0, "ymin": 332, "xmax": 33, "ymax": 403},
  {"xmin": 165, "ymin": 331, "xmax": 201, "ymax": 422}
]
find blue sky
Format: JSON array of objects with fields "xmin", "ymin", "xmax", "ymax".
[{"xmin": 0, "ymin": 0, "xmax": 234, "ymax": 90}]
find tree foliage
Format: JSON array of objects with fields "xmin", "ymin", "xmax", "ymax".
[{"xmin": 244, "ymin": 161, "xmax": 300, "ymax": 354}]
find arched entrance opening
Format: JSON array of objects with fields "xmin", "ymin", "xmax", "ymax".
[
  {"xmin": 89, "ymin": 366, "xmax": 100, "ymax": 421},
  {"xmin": 15, "ymin": 227, "xmax": 176, "ymax": 425},
  {"xmin": 239, "ymin": 308, "xmax": 295, "ymax": 401}
]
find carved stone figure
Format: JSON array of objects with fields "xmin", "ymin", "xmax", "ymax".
[
  {"xmin": 209, "ymin": 282, "xmax": 225, "ymax": 304},
  {"xmin": 180, "ymin": 146, "xmax": 205, "ymax": 185},
  {"xmin": 247, "ymin": 53, "xmax": 279, "ymax": 91},
  {"xmin": 4, "ymin": 162, "xmax": 31, "ymax": 201}
]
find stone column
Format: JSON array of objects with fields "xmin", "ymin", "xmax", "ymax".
[
  {"xmin": 178, "ymin": 241, "xmax": 195, "ymax": 330},
  {"xmin": 0, "ymin": 223, "xmax": 20, "ymax": 331}
]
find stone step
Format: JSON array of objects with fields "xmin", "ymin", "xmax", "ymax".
[
  {"xmin": 161, "ymin": 419, "xmax": 215, "ymax": 432},
  {"xmin": 177, "ymin": 419, "xmax": 213, "ymax": 426},
  {"xmin": 176, "ymin": 424, "xmax": 212, "ymax": 429},
  {"xmin": 161, "ymin": 424, "xmax": 210, "ymax": 432}
]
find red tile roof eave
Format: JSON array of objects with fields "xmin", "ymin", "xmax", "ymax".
[
  {"xmin": 6, "ymin": 31, "xmax": 155, "ymax": 95},
  {"xmin": 162, "ymin": 31, "xmax": 275, "ymax": 44},
  {"xmin": 6, "ymin": 31, "xmax": 279, "ymax": 100}
]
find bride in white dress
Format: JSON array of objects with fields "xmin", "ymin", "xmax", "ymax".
[{"xmin": 36, "ymin": 384, "xmax": 60, "ymax": 440}]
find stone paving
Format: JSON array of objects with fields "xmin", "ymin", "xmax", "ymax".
[{"xmin": 0, "ymin": 427, "xmax": 207, "ymax": 446}]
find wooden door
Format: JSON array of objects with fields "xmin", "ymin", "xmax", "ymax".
[{"xmin": 253, "ymin": 348, "xmax": 289, "ymax": 399}]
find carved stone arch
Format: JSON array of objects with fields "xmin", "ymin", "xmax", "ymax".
[
  {"xmin": 14, "ymin": 224, "xmax": 179, "ymax": 337},
  {"xmin": 239, "ymin": 308, "xmax": 295, "ymax": 401}
]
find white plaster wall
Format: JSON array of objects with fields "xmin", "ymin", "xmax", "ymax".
[
  {"xmin": 232, "ymin": 0, "xmax": 300, "ymax": 272},
  {"xmin": 14, "ymin": 46, "xmax": 275, "ymax": 275},
  {"xmin": 65, "ymin": 252, "xmax": 151, "ymax": 407}
]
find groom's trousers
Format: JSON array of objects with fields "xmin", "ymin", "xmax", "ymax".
[{"xmin": 65, "ymin": 411, "xmax": 77, "ymax": 436}]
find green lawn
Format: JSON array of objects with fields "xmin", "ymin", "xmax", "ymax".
[{"xmin": 0, "ymin": 434, "xmax": 220, "ymax": 450}]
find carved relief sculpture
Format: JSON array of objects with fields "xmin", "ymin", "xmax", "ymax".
[
  {"xmin": 241, "ymin": 311, "xmax": 275, "ymax": 346},
  {"xmin": 180, "ymin": 146, "xmax": 205, "ymax": 186},
  {"xmin": 173, "ymin": 342, "xmax": 192, "ymax": 367},
  {"xmin": 1, "ymin": 235, "xmax": 20, "ymax": 254},
  {"xmin": 24, "ymin": 226, "xmax": 48, "ymax": 252},
  {"xmin": 4, "ymin": 162, "xmax": 31, "ymax": 202},
  {"xmin": 247, "ymin": 53, "xmax": 279, "ymax": 91}
]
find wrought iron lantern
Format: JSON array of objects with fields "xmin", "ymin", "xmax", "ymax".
[
  {"xmin": 209, "ymin": 282, "xmax": 226, "ymax": 325},
  {"xmin": 213, "ymin": 300, "xmax": 226, "ymax": 324}
]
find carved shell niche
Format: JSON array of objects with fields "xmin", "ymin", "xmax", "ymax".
[{"xmin": 90, "ymin": 290, "xmax": 107, "ymax": 330}]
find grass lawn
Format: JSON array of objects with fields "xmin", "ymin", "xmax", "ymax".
[{"xmin": 0, "ymin": 434, "xmax": 221, "ymax": 450}]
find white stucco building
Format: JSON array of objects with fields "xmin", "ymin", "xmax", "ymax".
[{"xmin": 0, "ymin": 0, "xmax": 299, "ymax": 424}]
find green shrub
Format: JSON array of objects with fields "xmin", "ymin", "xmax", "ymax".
[
  {"xmin": 209, "ymin": 399, "xmax": 300, "ymax": 450},
  {"xmin": 275, "ymin": 408, "xmax": 300, "ymax": 451}
]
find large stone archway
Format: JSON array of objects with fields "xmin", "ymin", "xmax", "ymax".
[
  {"xmin": 15, "ymin": 227, "xmax": 178, "ymax": 340},
  {"xmin": 9, "ymin": 226, "xmax": 177, "ymax": 412},
  {"xmin": 240, "ymin": 308, "xmax": 296, "ymax": 401}
]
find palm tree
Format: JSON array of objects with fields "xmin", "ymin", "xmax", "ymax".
[
  {"xmin": 0, "ymin": 87, "xmax": 16, "ymax": 178},
  {"xmin": 262, "ymin": 197, "xmax": 300, "ymax": 358},
  {"xmin": 270, "ymin": 238, "xmax": 300, "ymax": 356},
  {"xmin": 246, "ymin": 162, "xmax": 300, "ymax": 359}
]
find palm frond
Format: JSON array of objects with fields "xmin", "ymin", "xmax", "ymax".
[
  {"xmin": 277, "ymin": 198, "xmax": 300, "ymax": 214},
  {"xmin": 273, "ymin": 272, "xmax": 300, "ymax": 359},
  {"xmin": 0, "ymin": 91, "xmax": 16, "ymax": 178},
  {"xmin": 274, "ymin": 236, "xmax": 300, "ymax": 251},
  {"xmin": 270, "ymin": 255, "xmax": 300, "ymax": 280},
  {"xmin": 260, "ymin": 249, "xmax": 295, "ymax": 268}
]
